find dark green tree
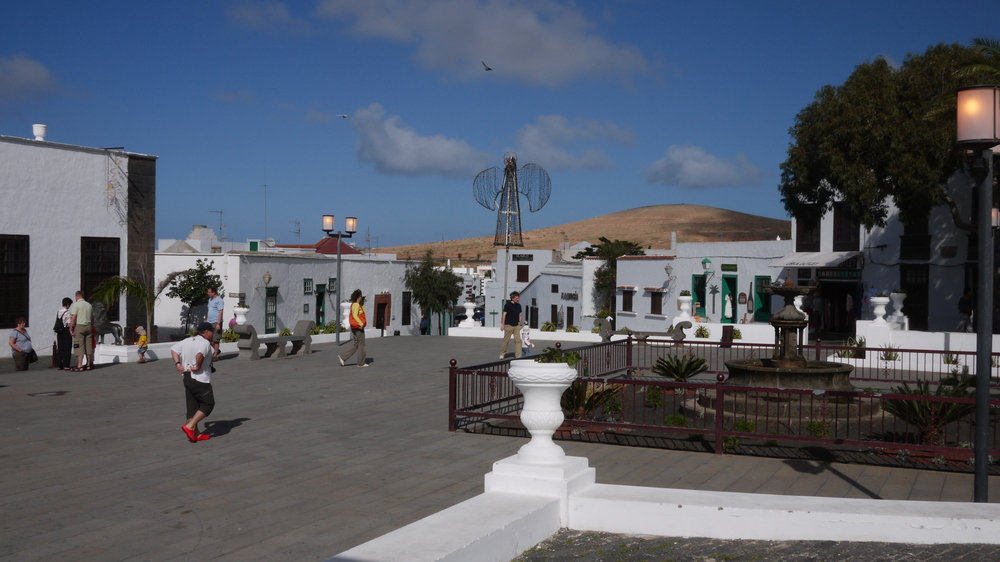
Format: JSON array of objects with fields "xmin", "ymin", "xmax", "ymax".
[
  {"xmin": 403, "ymin": 251, "xmax": 463, "ymax": 335},
  {"xmin": 574, "ymin": 237, "xmax": 645, "ymax": 314},
  {"xmin": 166, "ymin": 258, "xmax": 224, "ymax": 332},
  {"xmin": 779, "ymin": 42, "xmax": 984, "ymax": 229}
]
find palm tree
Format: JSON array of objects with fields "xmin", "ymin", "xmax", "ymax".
[
  {"xmin": 91, "ymin": 270, "xmax": 185, "ymax": 342},
  {"xmin": 955, "ymin": 37, "xmax": 1000, "ymax": 80}
]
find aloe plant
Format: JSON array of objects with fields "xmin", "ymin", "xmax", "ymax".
[
  {"xmin": 651, "ymin": 353, "xmax": 708, "ymax": 381},
  {"xmin": 561, "ymin": 379, "xmax": 622, "ymax": 420}
]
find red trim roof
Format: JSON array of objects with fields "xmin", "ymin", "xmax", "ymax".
[{"xmin": 314, "ymin": 238, "xmax": 363, "ymax": 255}]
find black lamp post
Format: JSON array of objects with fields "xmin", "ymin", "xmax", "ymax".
[
  {"xmin": 956, "ymin": 85, "xmax": 999, "ymax": 502},
  {"xmin": 322, "ymin": 215, "xmax": 357, "ymax": 346}
]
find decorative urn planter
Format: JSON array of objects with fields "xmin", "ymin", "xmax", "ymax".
[
  {"xmin": 677, "ymin": 295, "xmax": 693, "ymax": 320},
  {"xmin": 507, "ymin": 359, "xmax": 578, "ymax": 464},
  {"xmin": 889, "ymin": 292, "xmax": 906, "ymax": 320},
  {"xmin": 233, "ymin": 306, "xmax": 250, "ymax": 326},
  {"xmin": 459, "ymin": 301, "xmax": 476, "ymax": 328},
  {"xmin": 341, "ymin": 300, "xmax": 352, "ymax": 330},
  {"xmin": 871, "ymin": 296, "xmax": 890, "ymax": 324}
]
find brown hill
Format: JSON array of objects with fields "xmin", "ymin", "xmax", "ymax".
[{"xmin": 379, "ymin": 204, "xmax": 791, "ymax": 263}]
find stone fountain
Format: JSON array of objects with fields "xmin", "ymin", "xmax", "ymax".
[{"xmin": 725, "ymin": 284, "xmax": 853, "ymax": 390}]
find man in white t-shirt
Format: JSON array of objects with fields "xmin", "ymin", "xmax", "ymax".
[{"xmin": 171, "ymin": 322, "xmax": 216, "ymax": 443}]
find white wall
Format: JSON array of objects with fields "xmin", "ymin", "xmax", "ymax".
[{"xmin": 1, "ymin": 135, "xmax": 145, "ymax": 357}]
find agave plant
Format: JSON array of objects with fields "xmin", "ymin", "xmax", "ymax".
[
  {"xmin": 651, "ymin": 353, "xmax": 708, "ymax": 381},
  {"xmin": 882, "ymin": 375, "xmax": 974, "ymax": 446},
  {"xmin": 561, "ymin": 379, "xmax": 622, "ymax": 420}
]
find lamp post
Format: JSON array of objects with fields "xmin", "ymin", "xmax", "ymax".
[
  {"xmin": 956, "ymin": 85, "xmax": 999, "ymax": 502},
  {"xmin": 322, "ymin": 214, "xmax": 358, "ymax": 346}
]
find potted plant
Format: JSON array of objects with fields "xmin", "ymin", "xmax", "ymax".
[
  {"xmin": 889, "ymin": 289, "xmax": 906, "ymax": 320},
  {"xmin": 870, "ymin": 292, "xmax": 891, "ymax": 324},
  {"xmin": 233, "ymin": 302, "xmax": 250, "ymax": 326},
  {"xmin": 677, "ymin": 290, "xmax": 693, "ymax": 319},
  {"xmin": 505, "ymin": 346, "xmax": 581, "ymax": 463}
]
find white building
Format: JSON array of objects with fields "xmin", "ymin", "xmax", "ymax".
[
  {"xmin": 615, "ymin": 240, "xmax": 792, "ymax": 332},
  {"xmin": 516, "ymin": 261, "xmax": 584, "ymax": 330},
  {"xmin": 155, "ymin": 233, "xmax": 420, "ymax": 338},
  {"xmin": 482, "ymin": 248, "xmax": 556, "ymax": 327},
  {"xmin": 1, "ymin": 128, "xmax": 156, "ymax": 356},
  {"xmin": 775, "ymin": 174, "xmax": 976, "ymax": 333}
]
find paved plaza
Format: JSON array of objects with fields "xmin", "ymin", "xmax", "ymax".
[{"xmin": 3, "ymin": 335, "xmax": 1000, "ymax": 561}]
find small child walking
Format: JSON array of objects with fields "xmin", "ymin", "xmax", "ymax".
[
  {"xmin": 520, "ymin": 327, "xmax": 534, "ymax": 356},
  {"xmin": 135, "ymin": 326, "xmax": 148, "ymax": 363}
]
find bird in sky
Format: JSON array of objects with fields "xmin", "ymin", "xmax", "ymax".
[
  {"xmin": 482, "ymin": 61, "xmax": 492, "ymax": 71},
  {"xmin": 336, "ymin": 114, "xmax": 349, "ymax": 118}
]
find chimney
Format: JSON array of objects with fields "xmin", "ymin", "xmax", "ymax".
[{"xmin": 32, "ymin": 124, "xmax": 47, "ymax": 141}]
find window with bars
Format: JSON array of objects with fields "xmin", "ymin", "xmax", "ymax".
[
  {"xmin": 0, "ymin": 235, "xmax": 29, "ymax": 327},
  {"xmin": 265, "ymin": 287, "xmax": 278, "ymax": 334},
  {"xmin": 81, "ymin": 237, "xmax": 120, "ymax": 320},
  {"xmin": 622, "ymin": 290, "xmax": 634, "ymax": 312},
  {"xmin": 402, "ymin": 291, "xmax": 412, "ymax": 326},
  {"xmin": 832, "ymin": 202, "xmax": 860, "ymax": 251}
]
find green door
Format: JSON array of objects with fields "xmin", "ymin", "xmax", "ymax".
[
  {"xmin": 754, "ymin": 276, "xmax": 771, "ymax": 322},
  {"xmin": 692, "ymin": 275, "xmax": 707, "ymax": 318},
  {"xmin": 721, "ymin": 275, "xmax": 738, "ymax": 324},
  {"xmin": 315, "ymin": 284, "xmax": 326, "ymax": 326}
]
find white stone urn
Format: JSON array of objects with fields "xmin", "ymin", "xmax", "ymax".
[
  {"xmin": 871, "ymin": 296, "xmax": 890, "ymax": 324},
  {"xmin": 507, "ymin": 358, "xmax": 578, "ymax": 464},
  {"xmin": 889, "ymin": 292, "xmax": 906, "ymax": 320},
  {"xmin": 459, "ymin": 301, "xmax": 476, "ymax": 328},
  {"xmin": 677, "ymin": 295, "xmax": 693, "ymax": 320},
  {"xmin": 793, "ymin": 295, "xmax": 809, "ymax": 323},
  {"xmin": 341, "ymin": 300, "xmax": 352, "ymax": 330},
  {"xmin": 233, "ymin": 306, "xmax": 250, "ymax": 326}
]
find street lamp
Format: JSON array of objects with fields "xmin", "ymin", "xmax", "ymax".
[
  {"xmin": 322, "ymin": 214, "xmax": 358, "ymax": 346},
  {"xmin": 956, "ymin": 85, "xmax": 999, "ymax": 503}
]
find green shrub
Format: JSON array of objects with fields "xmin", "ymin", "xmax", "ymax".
[
  {"xmin": 651, "ymin": 354, "xmax": 708, "ymax": 381},
  {"xmin": 534, "ymin": 346, "xmax": 581, "ymax": 366},
  {"xmin": 883, "ymin": 375, "xmax": 974, "ymax": 446},
  {"xmin": 732, "ymin": 328, "xmax": 742, "ymax": 340},
  {"xmin": 645, "ymin": 386, "xmax": 664, "ymax": 408},
  {"xmin": 804, "ymin": 421, "xmax": 829, "ymax": 438},
  {"xmin": 664, "ymin": 414, "xmax": 688, "ymax": 428},
  {"xmin": 679, "ymin": 290, "xmax": 691, "ymax": 296},
  {"xmin": 694, "ymin": 325, "xmax": 711, "ymax": 338},
  {"xmin": 880, "ymin": 344, "xmax": 900, "ymax": 362},
  {"xmin": 323, "ymin": 321, "xmax": 346, "ymax": 334},
  {"xmin": 310, "ymin": 325, "xmax": 322, "ymax": 335},
  {"xmin": 836, "ymin": 336, "xmax": 866, "ymax": 358},
  {"xmin": 566, "ymin": 324, "xmax": 580, "ymax": 333},
  {"xmin": 279, "ymin": 327, "xmax": 292, "ymax": 336},
  {"xmin": 221, "ymin": 327, "xmax": 239, "ymax": 343},
  {"xmin": 942, "ymin": 353, "xmax": 960, "ymax": 365},
  {"xmin": 540, "ymin": 321, "xmax": 557, "ymax": 332},
  {"xmin": 561, "ymin": 379, "xmax": 622, "ymax": 420}
]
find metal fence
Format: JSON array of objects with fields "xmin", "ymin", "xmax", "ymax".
[{"xmin": 449, "ymin": 336, "xmax": 1000, "ymax": 465}]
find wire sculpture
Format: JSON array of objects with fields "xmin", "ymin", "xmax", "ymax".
[
  {"xmin": 473, "ymin": 152, "xmax": 551, "ymax": 300},
  {"xmin": 473, "ymin": 152, "xmax": 551, "ymax": 248}
]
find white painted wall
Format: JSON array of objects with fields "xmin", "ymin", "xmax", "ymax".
[{"xmin": 1, "ymin": 135, "xmax": 149, "ymax": 358}]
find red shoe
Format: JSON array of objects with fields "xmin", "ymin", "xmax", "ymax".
[
  {"xmin": 196, "ymin": 434, "xmax": 211, "ymax": 441},
  {"xmin": 181, "ymin": 425, "xmax": 196, "ymax": 443}
]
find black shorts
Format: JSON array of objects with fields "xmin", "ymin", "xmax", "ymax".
[{"xmin": 183, "ymin": 373, "xmax": 215, "ymax": 419}]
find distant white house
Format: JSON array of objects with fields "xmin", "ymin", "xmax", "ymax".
[
  {"xmin": 0, "ymin": 128, "xmax": 156, "ymax": 356},
  {"xmin": 155, "ymin": 227, "xmax": 419, "ymax": 339}
]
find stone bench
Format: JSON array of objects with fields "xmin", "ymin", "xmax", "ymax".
[{"xmin": 234, "ymin": 320, "xmax": 314, "ymax": 361}]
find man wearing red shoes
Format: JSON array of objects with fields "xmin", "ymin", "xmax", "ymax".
[{"xmin": 171, "ymin": 322, "xmax": 216, "ymax": 442}]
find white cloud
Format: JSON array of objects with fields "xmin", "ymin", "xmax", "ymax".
[
  {"xmin": 226, "ymin": 0, "xmax": 314, "ymax": 36},
  {"xmin": 351, "ymin": 103, "xmax": 492, "ymax": 177},
  {"xmin": 0, "ymin": 53, "xmax": 56, "ymax": 101},
  {"xmin": 646, "ymin": 144, "xmax": 764, "ymax": 189},
  {"xmin": 513, "ymin": 115, "xmax": 633, "ymax": 169},
  {"xmin": 315, "ymin": 0, "xmax": 648, "ymax": 87}
]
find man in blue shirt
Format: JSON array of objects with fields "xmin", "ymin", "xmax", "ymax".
[{"xmin": 206, "ymin": 286, "xmax": 224, "ymax": 360}]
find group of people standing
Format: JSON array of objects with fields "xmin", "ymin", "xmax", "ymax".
[{"xmin": 8, "ymin": 291, "xmax": 96, "ymax": 372}]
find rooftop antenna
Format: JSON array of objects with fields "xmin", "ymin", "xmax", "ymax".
[
  {"xmin": 474, "ymin": 151, "xmax": 551, "ymax": 301},
  {"xmin": 210, "ymin": 210, "xmax": 225, "ymax": 242},
  {"xmin": 289, "ymin": 220, "xmax": 301, "ymax": 243}
]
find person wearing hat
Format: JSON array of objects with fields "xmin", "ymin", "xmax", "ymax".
[{"xmin": 170, "ymin": 322, "xmax": 217, "ymax": 442}]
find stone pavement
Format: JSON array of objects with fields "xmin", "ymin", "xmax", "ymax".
[{"xmin": 2, "ymin": 335, "xmax": 1000, "ymax": 561}]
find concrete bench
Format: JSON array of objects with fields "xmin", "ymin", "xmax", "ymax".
[{"xmin": 234, "ymin": 320, "xmax": 314, "ymax": 361}]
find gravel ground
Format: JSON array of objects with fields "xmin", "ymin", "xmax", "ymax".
[{"xmin": 513, "ymin": 529, "xmax": 1000, "ymax": 561}]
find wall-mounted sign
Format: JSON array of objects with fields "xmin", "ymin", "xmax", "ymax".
[
  {"xmin": 511, "ymin": 254, "xmax": 534, "ymax": 261},
  {"xmin": 229, "ymin": 292, "xmax": 245, "ymax": 299},
  {"xmin": 561, "ymin": 292, "xmax": 579, "ymax": 301},
  {"xmin": 721, "ymin": 264, "xmax": 738, "ymax": 272},
  {"xmin": 738, "ymin": 292, "xmax": 747, "ymax": 305}
]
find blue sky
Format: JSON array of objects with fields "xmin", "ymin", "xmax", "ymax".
[{"xmin": 2, "ymin": 1, "xmax": 997, "ymax": 248}]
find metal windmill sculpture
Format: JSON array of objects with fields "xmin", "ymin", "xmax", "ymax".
[{"xmin": 474, "ymin": 151, "xmax": 551, "ymax": 300}]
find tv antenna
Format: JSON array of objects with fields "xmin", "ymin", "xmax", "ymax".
[
  {"xmin": 289, "ymin": 220, "xmax": 301, "ymax": 243},
  {"xmin": 473, "ymin": 151, "xmax": 551, "ymax": 300},
  {"xmin": 210, "ymin": 210, "xmax": 226, "ymax": 245}
]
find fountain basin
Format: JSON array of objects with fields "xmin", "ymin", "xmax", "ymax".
[{"xmin": 725, "ymin": 359, "xmax": 854, "ymax": 392}]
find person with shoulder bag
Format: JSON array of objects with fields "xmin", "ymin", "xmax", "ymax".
[
  {"xmin": 10, "ymin": 316, "xmax": 35, "ymax": 371},
  {"xmin": 54, "ymin": 297, "xmax": 73, "ymax": 370}
]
